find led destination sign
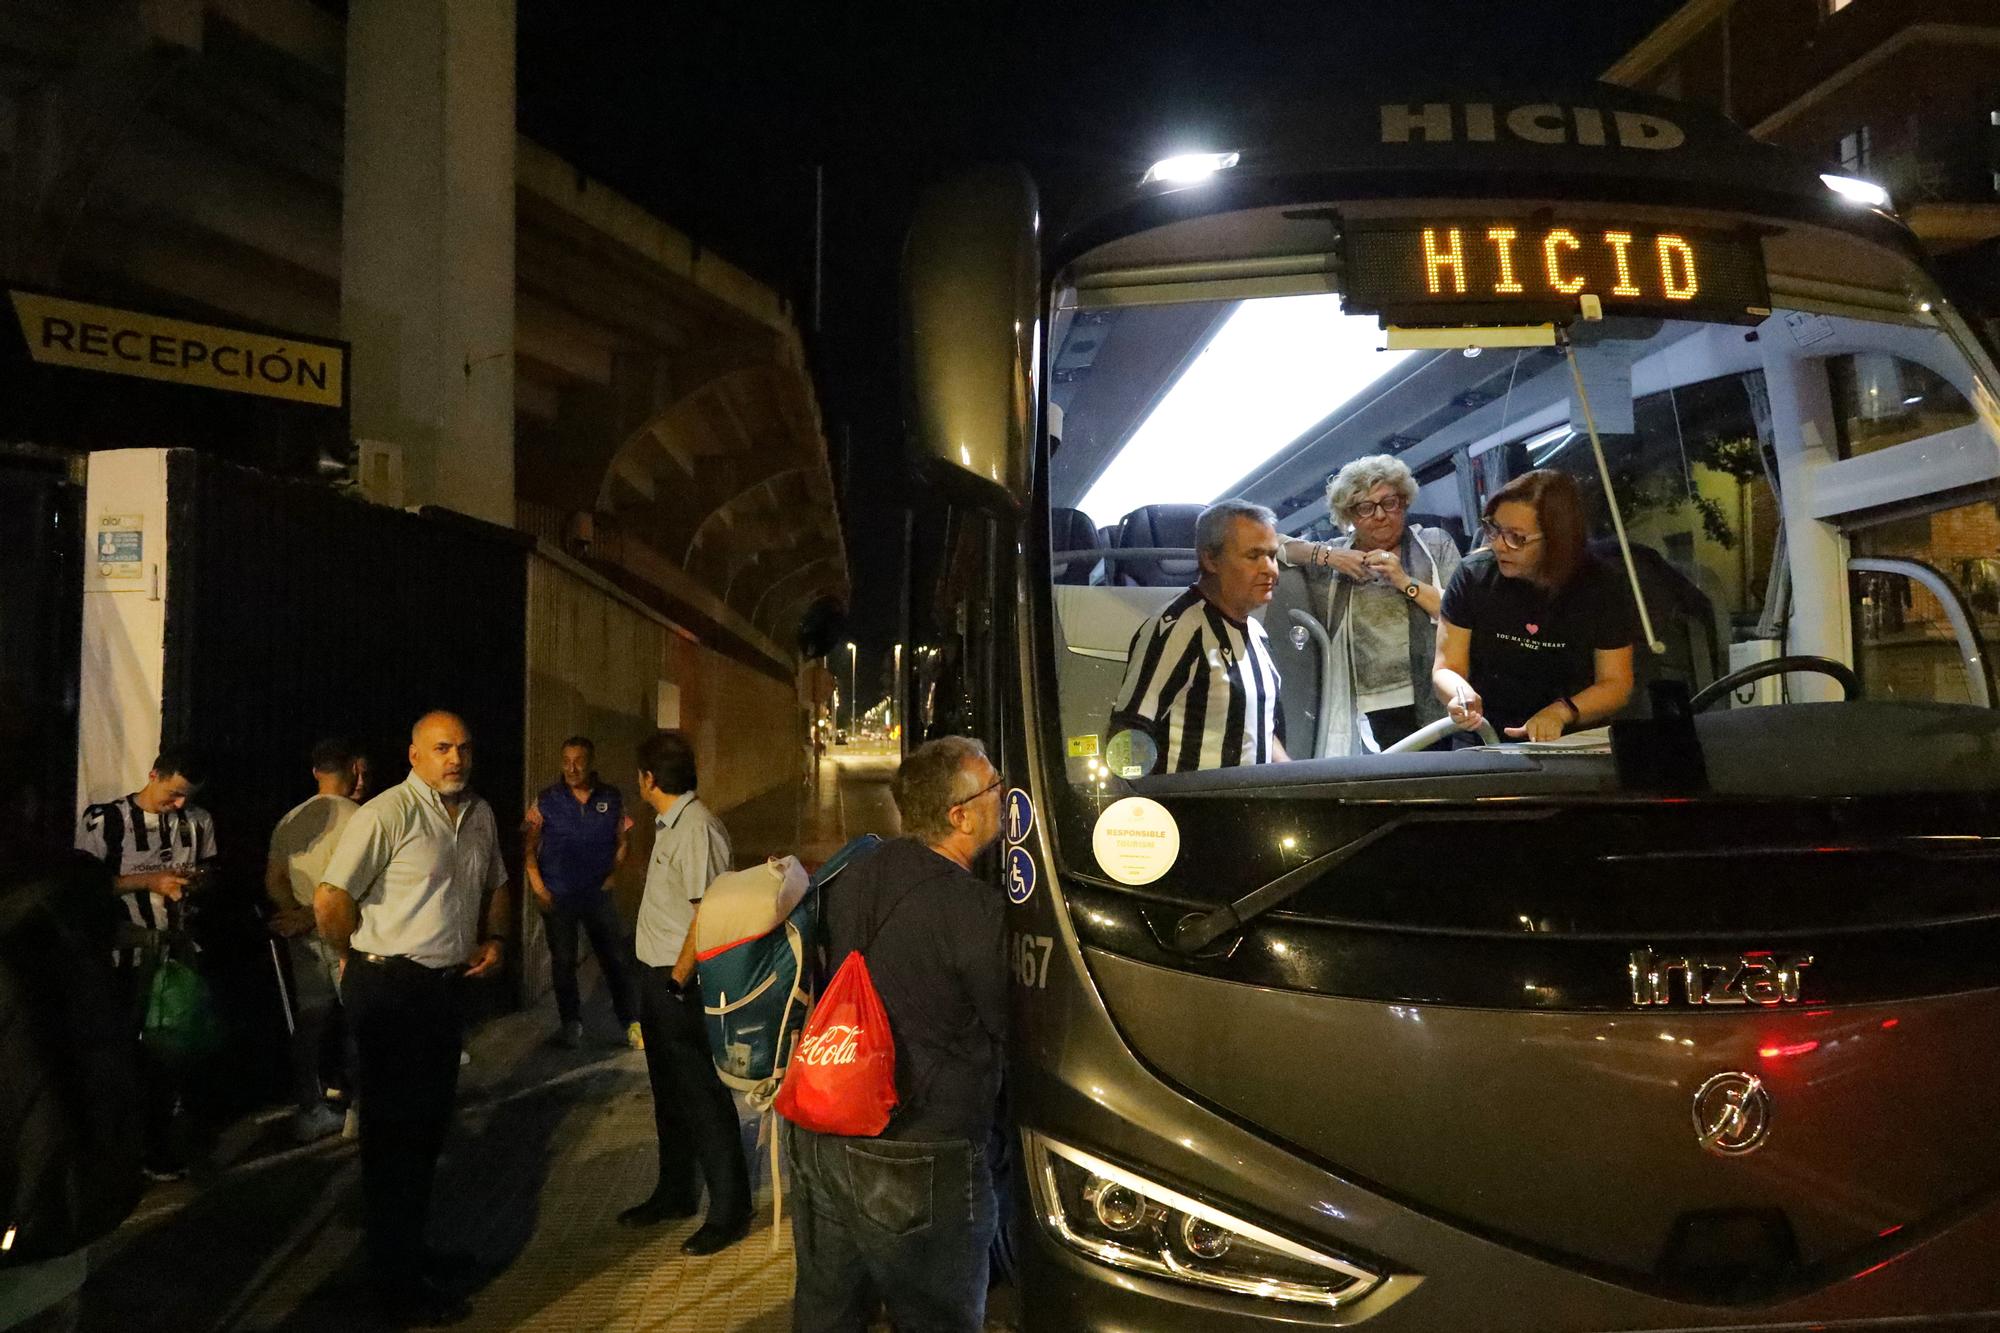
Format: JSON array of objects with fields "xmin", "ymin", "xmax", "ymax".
[{"xmin": 1343, "ymin": 220, "xmax": 1769, "ymax": 322}]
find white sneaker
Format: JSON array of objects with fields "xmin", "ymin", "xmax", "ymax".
[{"xmin": 292, "ymin": 1104, "xmax": 343, "ymax": 1144}]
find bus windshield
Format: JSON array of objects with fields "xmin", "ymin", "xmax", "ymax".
[{"xmin": 1044, "ymin": 205, "xmax": 2000, "ymax": 811}]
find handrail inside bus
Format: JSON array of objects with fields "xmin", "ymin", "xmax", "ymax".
[
  {"xmin": 1287, "ymin": 608, "xmax": 1340, "ymax": 756},
  {"xmin": 1383, "ymin": 714, "xmax": 1501, "ymax": 753}
]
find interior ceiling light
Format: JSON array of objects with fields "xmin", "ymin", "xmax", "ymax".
[
  {"xmin": 1143, "ymin": 151, "xmax": 1241, "ymax": 186},
  {"xmin": 1079, "ymin": 293, "xmax": 1410, "ymax": 525},
  {"xmin": 1820, "ymin": 173, "xmax": 1892, "ymax": 211},
  {"xmin": 1528, "ymin": 426, "xmax": 1576, "ymax": 466}
]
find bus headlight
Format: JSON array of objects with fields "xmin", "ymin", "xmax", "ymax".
[{"xmin": 1025, "ymin": 1132, "xmax": 1381, "ymax": 1308}]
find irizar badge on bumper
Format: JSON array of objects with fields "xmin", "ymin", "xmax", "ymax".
[{"xmin": 1629, "ymin": 948, "xmax": 1814, "ymax": 1007}]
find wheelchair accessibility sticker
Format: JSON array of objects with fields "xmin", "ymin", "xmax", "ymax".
[
  {"xmin": 1006, "ymin": 846, "xmax": 1037, "ymax": 905},
  {"xmin": 1005, "ymin": 788, "xmax": 1035, "ymax": 845}
]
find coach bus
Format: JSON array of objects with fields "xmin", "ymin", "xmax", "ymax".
[{"xmin": 896, "ymin": 84, "xmax": 2000, "ymax": 1330}]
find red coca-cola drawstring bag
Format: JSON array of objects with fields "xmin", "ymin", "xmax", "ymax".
[{"xmin": 775, "ymin": 948, "xmax": 898, "ymax": 1135}]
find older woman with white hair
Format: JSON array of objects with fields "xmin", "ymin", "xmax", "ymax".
[{"xmin": 1280, "ymin": 455, "xmax": 1462, "ymax": 751}]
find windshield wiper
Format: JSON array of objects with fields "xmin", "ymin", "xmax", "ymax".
[{"xmin": 1171, "ymin": 808, "xmax": 1556, "ymax": 953}]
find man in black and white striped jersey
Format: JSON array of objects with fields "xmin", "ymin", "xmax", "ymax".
[
  {"xmin": 74, "ymin": 745, "xmax": 218, "ymax": 1181},
  {"xmin": 1109, "ymin": 500, "xmax": 1291, "ymax": 775}
]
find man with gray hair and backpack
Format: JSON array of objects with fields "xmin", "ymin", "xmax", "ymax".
[{"xmin": 786, "ymin": 735, "xmax": 1008, "ymax": 1333}]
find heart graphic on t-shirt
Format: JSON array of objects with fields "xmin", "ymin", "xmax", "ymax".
[{"xmin": 1525, "ymin": 623, "xmax": 1540, "ymax": 635}]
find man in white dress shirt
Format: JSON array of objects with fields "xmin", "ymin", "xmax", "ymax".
[
  {"xmin": 615, "ymin": 729, "xmax": 751, "ymax": 1255},
  {"xmin": 315, "ymin": 711, "xmax": 511, "ymax": 1326}
]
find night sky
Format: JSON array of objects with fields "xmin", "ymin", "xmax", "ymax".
[{"xmin": 516, "ymin": 1, "xmax": 1685, "ymax": 699}]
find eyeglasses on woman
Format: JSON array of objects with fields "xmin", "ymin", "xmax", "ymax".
[{"xmin": 1481, "ymin": 519, "xmax": 1545, "ymax": 551}]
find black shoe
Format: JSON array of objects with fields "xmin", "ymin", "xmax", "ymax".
[
  {"xmin": 375, "ymin": 1277, "xmax": 471, "ymax": 1327},
  {"xmin": 616, "ymin": 1194, "xmax": 698, "ymax": 1228},
  {"xmin": 680, "ymin": 1218, "xmax": 750, "ymax": 1256}
]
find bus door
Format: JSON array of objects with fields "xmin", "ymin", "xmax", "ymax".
[
  {"xmin": 1762, "ymin": 335, "xmax": 2000, "ymax": 708},
  {"xmin": 1848, "ymin": 528, "xmax": 1999, "ymax": 708}
]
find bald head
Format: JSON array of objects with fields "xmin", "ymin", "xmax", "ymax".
[{"xmin": 409, "ymin": 711, "xmax": 473, "ymax": 798}]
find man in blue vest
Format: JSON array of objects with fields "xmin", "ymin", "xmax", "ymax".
[{"xmin": 524, "ymin": 736, "xmax": 642, "ymax": 1049}]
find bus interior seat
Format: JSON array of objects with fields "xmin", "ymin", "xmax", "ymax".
[
  {"xmin": 1115, "ymin": 504, "xmax": 1204, "ymax": 586},
  {"xmin": 1264, "ymin": 564, "xmax": 1325, "ymax": 758},
  {"xmin": 1052, "ymin": 581, "xmax": 1184, "ymax": 784},
  {"xmin": 1410, "ymin": 511, "xmax": 1470, "ymax": 553},
  {"xmin": 1051, "ymin": 507, "xmax": 1102, "ymax": 586},
  {"xmin": 1589, "ymin": 538, "xmax": 1726, "ymax": 715}
]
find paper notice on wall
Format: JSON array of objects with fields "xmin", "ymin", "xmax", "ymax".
[
  {"xmin": 1783, "ymin": 311, "xmax": 1837, "ymax": 348},
  {"xmin": 95, "ymin": 514, "xmax": 144, "ymax": 582}
]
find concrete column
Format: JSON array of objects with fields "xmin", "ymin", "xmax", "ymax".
[{"xmin": 341, "ymin": 0, "xmax": 515, "ymax": 525}]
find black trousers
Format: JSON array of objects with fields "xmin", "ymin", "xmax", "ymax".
[
  {"xmin": 343, "ymin": 954, "xmax": 464, "ymax": 1288},
  {"xmin": 113, "ymin": 961, "xmax": 183, "ymax": 1169},
  {"xmin": 636, "ymin": 965, "xmax": 750, "ymax": 1226},
  {"xmin": 542, "ymin": 893, "xmax": 638, "ymax": 1026}
]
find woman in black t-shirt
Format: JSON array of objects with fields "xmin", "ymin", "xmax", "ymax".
[{"xmin": 1433, "ymin": 469, "xmax": 1636, "ymax": 740}]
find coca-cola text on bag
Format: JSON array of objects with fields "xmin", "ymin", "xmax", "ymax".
[{"xmin": 794, "ymin": 1023, "xmax": 862, "ymax": 1067}]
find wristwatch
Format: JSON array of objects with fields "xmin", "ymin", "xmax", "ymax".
[{"xmin": 1402, "ymin": 581, "xmax": 1421, "ymax": 600}]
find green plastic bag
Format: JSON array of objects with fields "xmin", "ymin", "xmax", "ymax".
[{"xmin": 142, "ymin": 952, "xmax": 221, "ymax": 1067}]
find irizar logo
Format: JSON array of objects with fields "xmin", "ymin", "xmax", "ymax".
[
  {"xmin": 1630, "ymin": 948, "xmax": 1814, "ymax": 1007},
  {"xmin": 1381, "ymin": 103, "xmax": 1686, "ymax": 151},
  {"xmin": 1693, "ymin": 1072, "xmax": 1773, "ymax": 1156}
]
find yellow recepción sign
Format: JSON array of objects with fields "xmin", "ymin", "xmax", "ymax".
[{"xmin": 9, "ymin": 291, "xmax": 344, "ymax": 408}]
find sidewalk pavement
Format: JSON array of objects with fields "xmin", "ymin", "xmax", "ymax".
[{"xmin": 74, "ymin": 751, "xmax": 1008, "ymax": 1333}]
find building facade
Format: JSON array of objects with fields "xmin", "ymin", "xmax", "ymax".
[
  {"xmin": 1604, "ymin": 0, "xmax": 2000, "ymax": 271},
  {"xmin": 0, "ymin": 1, "xmax": 847, "ymax": 1009}
]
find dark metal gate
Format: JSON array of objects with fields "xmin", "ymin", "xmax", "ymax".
[
  {"xmin": 158, "ymin": 451, "xmax": 529, "ymax": 1103},
  {"xmin": 0, "ymin": 450, "xmax": 84, "ymax": 851}
]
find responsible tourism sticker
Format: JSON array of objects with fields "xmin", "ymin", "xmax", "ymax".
[{"xmin": 1091, "ymin": 797, "xmax": 1180, "ymax": 886}]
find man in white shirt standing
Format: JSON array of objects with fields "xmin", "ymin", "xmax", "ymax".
[
  {"xmin": 264, "ymin": 738, "xmax": 362, "ymax": 1145},
  {"xmin": 315, "ymin": 712, "xmax": 511, "ymax": 1326},
  {"xmin": 616, "ymin": 729, "xmax": 751, "ymax": 1255}
]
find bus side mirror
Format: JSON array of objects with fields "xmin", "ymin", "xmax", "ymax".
[{"xmin": 903, "ymin": 165, "xmax": 1039, "ymax": 510}]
